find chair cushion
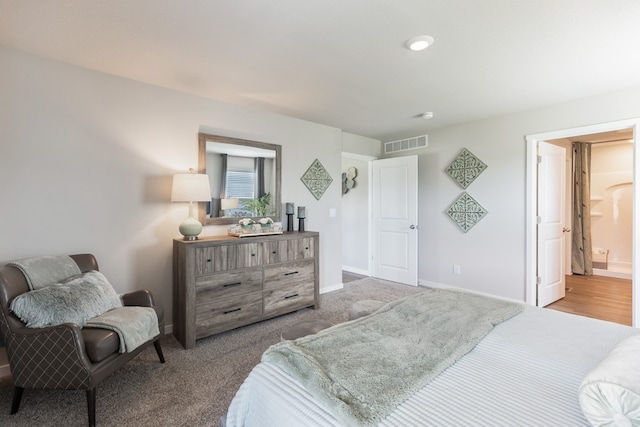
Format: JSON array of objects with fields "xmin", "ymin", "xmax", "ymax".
[
  {"xmin": 83, "ymin": 305, "xmax": 164, "ymax": 363},
  {"xmin": 82, "ymin": 328, "xmax": 119, "ymax": 363}
]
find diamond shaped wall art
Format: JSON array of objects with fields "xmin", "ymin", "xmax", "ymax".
[
  {"xmin": 301, "ymin": 159, "xmax": 333, "ymax": 200},
  {"xmin": 445, "ymin": 148, "xmax": 487, "ymax": 189},
  {"xmin": 446, "ymin": 192, "xmax": 488, "ymax": 233}
]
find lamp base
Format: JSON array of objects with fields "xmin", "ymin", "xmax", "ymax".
[{"xmin": 179, "ymin": 216, "xmax": 203, "ymax": 241}]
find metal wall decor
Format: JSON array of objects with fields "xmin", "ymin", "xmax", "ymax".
[
  {"xmin": 342, "ymin": 167, "xmax": 358, "ymax": 195},
  {"xmin": 446, "ymin": 192, "xmax": 488, "ymax": 232},
  {"xmin": 301, "ymin": 159, "xmax": 333, "ymax": 200},
  {"xmin": 445, "ymin": 148, "xmax": 487, "ymax": 189}
]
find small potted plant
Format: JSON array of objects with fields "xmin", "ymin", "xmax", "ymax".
[
  {"xmin": 258, "ymin": 217, "xmax": 273, "ymax": 230},
  {"xmin": 238, "ymin": 218, "xmax": 255, "ymax": 233}
]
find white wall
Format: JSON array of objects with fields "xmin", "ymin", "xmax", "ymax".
[
  {"xmin": 386, "ymin": 86, "xmax": 640, "ymax": 301},
  {"xmin": 342, "ymin": 133, "xmax": 381, "ymax": 158},
  {"xmin": 341, "ymin": 133, "xmax": 381, "ymax": 277},
  {"xmin": 0, "ymin": 47, "xmax": 345, "ymax": 334},
  {"xmin": 341, "ymin": 156, "xmax": 371, "ymax": 274}
]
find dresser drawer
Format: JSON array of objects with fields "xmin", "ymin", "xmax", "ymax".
[
  {"xmin": 196, "ymin": 269, "xmax": 263, "ymax": 300},
  {"xmin": 287, "ymin": 236, "xmax": 315, "ymax": 260},
  {"xmin": 263, "ymin": 259, "xmax": 315, "ymax": 290},
  {"xmin": 263, "ymin": 281, "xmax": 315, "ymax": 315},
  {"xmin": 195, "ymin": 291, "xmax": 263, "ymax": 338},
  {"xmin": 195, "ymin": 242, "xmax": 263, "ymax": 274},
  {"xmin": 196, "ymin": 245, "xmax": 236, "ymax": 274}
]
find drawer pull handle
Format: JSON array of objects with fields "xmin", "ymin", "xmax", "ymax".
[
  {"xmin": 305, "ymin": 247, "xmax": 309, "ymax": 250},
  {"xmin": 223, "ymin": 282, "xmax": 242, "ymax": 288},
  {"xmin": 223, "ymin": 308, "xmax": 241, "ymax": 314},
  {"xmin": 284, "ymin": 294, "xmax": 299, "ymax": 299},
  {"xmin": 284, "ymin": 271, "xmax": 299, "ymax": 276},
  {"xmin": 206, "ymin": 259, "xmax": 212, "ymax": 262},
  {"xmin": 272, "ymin": 251, "xmax": 277, "ymax": 254},
  {"xmin": 251, "ymin": 253, "xmax": 256, "ymax": 257}
]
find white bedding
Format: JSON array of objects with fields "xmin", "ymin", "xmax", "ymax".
[{"xmin": 225, "ymin": 305, "xmax": 639, "ymax": 427}]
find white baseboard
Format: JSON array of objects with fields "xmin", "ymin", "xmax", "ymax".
[
  {"xmin": 342, "ymin": 265, "xmax": 370, "ymax": 276},
  {"xmin": 418, "ymin": 279, "xmax": 524, "ymax": 304}
]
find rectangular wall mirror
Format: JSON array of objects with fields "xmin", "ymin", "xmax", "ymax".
[{"xmin": 198, "ymin": 133, "xmax": 282, "ymax": 226}]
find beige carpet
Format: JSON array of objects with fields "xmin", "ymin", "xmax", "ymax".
[{"xmin": 0, "ymin": 278, "xmax": 425, "ymax": 427}]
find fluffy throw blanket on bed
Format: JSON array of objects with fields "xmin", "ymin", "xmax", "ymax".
[{"xmin": 262, "ymin": 288, "xmax": 523, "ymax": 427}]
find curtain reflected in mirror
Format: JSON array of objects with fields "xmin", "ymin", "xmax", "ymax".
[{"xmin": 198, "ymin": 133, "xmax": 281, "ymax": 226}]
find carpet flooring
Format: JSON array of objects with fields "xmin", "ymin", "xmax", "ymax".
[{"xmin": 0, "ymin": 278, "xmax": 425, "ymax": 427}]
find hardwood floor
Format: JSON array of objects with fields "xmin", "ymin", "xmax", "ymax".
[{"xmin": 546, "ymin": 274, "xmax": 632, "ymax": 326}]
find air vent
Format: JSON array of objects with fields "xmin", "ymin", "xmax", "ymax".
[{"xmin": 384, "ymin": 135, "xmax": 428, "ymax": 154}]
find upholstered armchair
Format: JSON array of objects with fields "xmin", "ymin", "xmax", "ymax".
[{"xmin": 0, "ymin": 254, "xmax": 165, "ymax": 427}]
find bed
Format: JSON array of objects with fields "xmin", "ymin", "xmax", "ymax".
[{"xmin": 224, "ymin": 289, "xmax": 640, "ymax": 427}]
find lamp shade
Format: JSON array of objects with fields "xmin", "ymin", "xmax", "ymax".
[
  {"xmin": 171, "ymin": 173, "xmax": 211, "ymax": 202},
  {"xmin": 221, "ymin": 198, "xmax": 239, "ymax": 210}
]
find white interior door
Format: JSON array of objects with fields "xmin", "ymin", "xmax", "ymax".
[
  {"xmin": 372, "ymin": 156, "xmax": 418, "ymax": 286},
  {"xmin": 537, "ymin": 141, "xmax": 566, "ymax": 306}
]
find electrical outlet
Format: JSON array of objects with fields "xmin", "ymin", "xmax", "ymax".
[{"xmin": 453, "ymin": 264, "xmax": 461, "ymax": 275}]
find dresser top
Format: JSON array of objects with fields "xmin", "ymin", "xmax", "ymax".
[{"xmin": 173, "ymin": 230, "xmax": 318, "ymax": 246}]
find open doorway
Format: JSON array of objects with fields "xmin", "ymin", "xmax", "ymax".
[
  {"xmin": 544, "ymin": 130, "xmax": 633, "ymax": 325},
  {"xmin": 525, "ymin": 118, "xmax": 639, "ymax": 327},
  {"xmin": 547, "ymin": 130, "xmax": 634, "ymax": 280}
]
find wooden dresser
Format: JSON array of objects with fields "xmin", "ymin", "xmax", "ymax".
[{"xmin": 172, "ymin": 231, "xmax": 319, "ymax": 349}]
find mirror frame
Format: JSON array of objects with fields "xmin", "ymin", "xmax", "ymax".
[{"xmin": 198, "ymin": 132, "xmax": 282, "ymax": 226}]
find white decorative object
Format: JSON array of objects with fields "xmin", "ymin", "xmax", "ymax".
[
  {"xmin": 259, "ymin": 217, "xmax": 274, "ymax": 229},
  {"xmin": 342, "ymin": 167, "xmax": 358, "ymax": 195}
]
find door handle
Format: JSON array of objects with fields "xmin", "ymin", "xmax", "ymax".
[
  {"xmin": 410, "ymin": 225, "xmax": 417, "ymax": 230},
  {"xmin": 563, "ymin": 228, "xmax": 571, "ymax": 233}
]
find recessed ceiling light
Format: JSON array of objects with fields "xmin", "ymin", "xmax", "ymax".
[
  {"xmin": 405, "ymin": 35, "xmax": 434, "ymax": 51},
  {"xmin": 422, "ymin": 112, "xmax": 434, "ymax": 120}
]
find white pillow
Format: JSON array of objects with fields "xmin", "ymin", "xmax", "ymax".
[{"xmin": 579, "ymin": 334, "xmax": 640, "ymax": 427}]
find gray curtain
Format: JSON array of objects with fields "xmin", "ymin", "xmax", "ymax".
[
  {"xmin": 571, "ymin": 141, "xmax": 593, "ymax": 275},
  {"xmin": 220, "ymin": 154, "xmax": 228, "ymax": 199},
  {"xmin": 255, "ymin": 157, "xmax": 265, "ymax": 199}
]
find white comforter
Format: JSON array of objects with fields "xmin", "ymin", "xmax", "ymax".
[{"xmin": 226, "ymin": 306, "xmax": 638, "ymax": 426}]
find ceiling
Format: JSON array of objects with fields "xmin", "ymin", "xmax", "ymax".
[{"xmin": 2, "ymin": 1, "xmax": 640, "ymax": 142}]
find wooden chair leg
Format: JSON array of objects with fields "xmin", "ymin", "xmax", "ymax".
[
  {"xmin": 10, "ymin": 386, "xmax": 24, "ymax": 414},
  {"xmin": 154, "ymin": 340, "xmax": 165, "ymax": 363},
  {"xmin": 86, "ymin": 388, "xmax": 96, "ymax": 427}
]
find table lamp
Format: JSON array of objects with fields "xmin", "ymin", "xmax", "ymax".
[
  {"xmin": 221, "ymin": 198, "xmax": 239, "ymax": 217},
  {"xmin": 171, "ymin": 169, "xmax": 211, "ymax": 240}
]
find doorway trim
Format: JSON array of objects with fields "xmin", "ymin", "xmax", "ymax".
[{"xmin": 525, "ymin": 118, "xmax": 639, "ymax": 326}]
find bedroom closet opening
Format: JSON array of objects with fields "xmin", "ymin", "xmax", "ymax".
[{"xmin": 546, "ymin": 129, "xmax": 633, "ymax": 325}]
